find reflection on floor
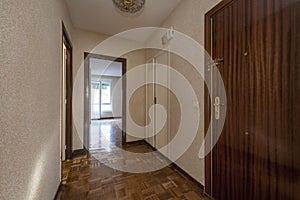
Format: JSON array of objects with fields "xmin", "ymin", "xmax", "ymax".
[
  {"xmin": 56, "ymin": 119, "xmax": 209, "ymax": 200},
  {"xmin": 89, "ymin": 119, "xmax": 122, "ymax": 150}
]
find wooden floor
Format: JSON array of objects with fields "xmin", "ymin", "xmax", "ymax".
[{"xmin": 56, "ymin": 120, "xmax": 210, "ymax": 200}]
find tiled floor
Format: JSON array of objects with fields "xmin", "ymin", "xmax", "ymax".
[{"xmin": 56, "ymin": 120, "xmax": 210, "ymax": 200}]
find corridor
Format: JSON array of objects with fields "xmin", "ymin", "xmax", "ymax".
[{"xmin": 56, "ymin": 120, "xmax": 209, "ymax": 200}]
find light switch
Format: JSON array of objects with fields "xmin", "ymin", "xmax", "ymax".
[{"xmin": 193, "ymin": 100, "xmax": 199, "ymax": 109}]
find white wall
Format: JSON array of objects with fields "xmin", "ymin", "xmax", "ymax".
[
  {"xmin": 72, "ymin": 28, "xmax": 109, "ymax": 150},
  {"xmin": 158, "ymin": 0, "xmax": 221, "ymax": 186},
  {"xmin": 0, "ymin": 0, "xmax": 74, "ymax": 199},
  {"xmin": 72, "ymin": 28, "xmax": 146, "ymax": 149}
]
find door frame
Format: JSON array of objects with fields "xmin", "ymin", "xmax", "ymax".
[
  {"xmin": 145, "ymin": 57, "xmax": 156, "ymax": 147},
  {"xmin": 145, "ymin": 50, "xmax": 171, "ymax": 151},
  {"xmin": 204, "ymin": 0, "xmax": 233, "ymax": 196},
  {"xmin": 62, "ymin": 22, "xmax": 73, "ymax": 160},
  {"xmin": 84, "ymin": 53, "xmax": 127, "ymax": 149}
]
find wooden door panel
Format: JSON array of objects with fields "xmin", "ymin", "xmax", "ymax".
[
  {"xmin": 246, "ymin": 0, "xmax": 300, "ymax": 199},
  {"xmin": 212, "ymin": 0, "xmax": 247, "ymax": 199},
  {"xmin": 65, "ymin": 42, "xmax": 72, "ymax": 159},
  {"xmin": 208, "ymin": 0, "xmax": 300, "ymax": 199}
]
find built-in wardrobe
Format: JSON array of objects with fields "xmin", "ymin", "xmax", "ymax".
[
  {"xmin": 205, "ymin": 0, "xmax": 299, "ymax": 199},
  {"xmin": 145, "ymin": 51, "xmax": 170, "ymax": 156}
]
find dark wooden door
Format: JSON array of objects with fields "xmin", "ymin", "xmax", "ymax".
[
  {"xmin": 206, "ymin": 0, "xmax": 300, "ymax": 199},
  {"xmin": 63, "ymin": 26, "xmax": 73, "ymax": 160},
  {"xmin": 65, "ymin": 46, "xmax": 72, "ymax": 159},
  {"xmin": 245, "ymin": 0, "xmax": 300, "ymax": 199},
  {"xmin": 210, "ymin": 0, "xmax": 249, "ymax": 199}
]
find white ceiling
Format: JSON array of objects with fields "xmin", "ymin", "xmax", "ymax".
[
  {"xmin": 90, "ymin": 58, "xmax": 122, "ymax": 77},
  {"xmin": 66, "ymin": 0, "xmax": 182, "ymax": 36}
]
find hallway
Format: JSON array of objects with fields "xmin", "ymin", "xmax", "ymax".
[
  {"xmin": 56, "ymin": 120, "xmax": 209, "ymax": 200},
  {"xmin": 2, "ymin": 0, "xmax": 299, "ymax": 199}
]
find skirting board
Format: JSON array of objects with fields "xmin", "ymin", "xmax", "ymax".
[{"xmin": 54, "ymin": 182, "xmax": 62, "ymax": 200}]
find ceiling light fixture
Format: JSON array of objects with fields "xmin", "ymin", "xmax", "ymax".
[{"xmin": 112, "ymin": 0, "xmax": 146, "ymax": 14}]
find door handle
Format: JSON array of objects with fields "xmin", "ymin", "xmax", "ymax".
[
  {"xmin": 208, "ymin": 58, "xmax": 224, "ymax": 71},
  {"xmin": 213, "ymin": 96, "xmax": 224, "ymax": 120},
  {"xmin": 214, "ymin": 58, "xmax": 224, "ymax": 66}
]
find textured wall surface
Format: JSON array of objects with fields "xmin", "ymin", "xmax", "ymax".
[
  {"xmin": 123, "ymin": 50, "xmax": 146, "ymax": 142},
  {"xmin": 158, "ymin": 0, "xmax": 222, "ymax": 185},
  {"xmin": 72, "ymin": 28, "xmax": 109, "ymax": 150},
  {"xmin": 72, "ymin": 28, "xmax": 146, "ymax": 150},
  {"xmin": 0, "ymin": 0, "xmax": 73, "ymax": 199}
]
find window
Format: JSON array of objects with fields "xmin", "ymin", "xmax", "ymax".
[
  {"xmin": 91, "ymin": 82, "xmax": 101, "ymax": 119},
  {"xmin": 101, "ymin": 81, "xmax": 112, "ymax": 112}
]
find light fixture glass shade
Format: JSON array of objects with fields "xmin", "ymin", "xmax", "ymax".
[{"xmin": 112, "ymin": 0, "xmax": 146, "ymax": 14}]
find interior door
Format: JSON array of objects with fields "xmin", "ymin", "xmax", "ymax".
[
  {"xmin": 62, "ymin": 33, "xmax": 72, "ymax": 160},
  {"xmin": 61, "ymin": 44, "xmax": 67, "ymax": 161},
  {"xmin": 146, "ymin": 59, "xmax": 156, "ymax": 147},
  {"xmin": 155, "ymin": 52, "xmax": 169, "ymax": 156}
]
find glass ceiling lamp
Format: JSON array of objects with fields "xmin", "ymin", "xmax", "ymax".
[{"xmin": 112, "ymin": 0, "xmax": 146, "ymax": 14}]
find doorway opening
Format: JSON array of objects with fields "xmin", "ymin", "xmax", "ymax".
[
  {"xmin": 60, "ymin": 22, "xmax": 73, "ymax": 180},
  {"xmin": 84, "ymin": 53, "xmax": 126, "ymax": 151}
]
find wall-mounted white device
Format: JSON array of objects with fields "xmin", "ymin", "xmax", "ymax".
[{"xmin": 162, "ymin": 26, "xmax": 174, "ymax": 45}]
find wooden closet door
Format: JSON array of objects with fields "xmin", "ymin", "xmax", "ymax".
[
  {"xmin": 211, "ymin": 0, "xmax": 249, "ymax": 199},
  {"xmin": 245, "ymin": 0, "xmax": 300, "ymax": 199}
]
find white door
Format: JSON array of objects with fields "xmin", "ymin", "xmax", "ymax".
[
  {"xmin": 145, "ymin": 52, "xmax": 170, "ymax": 155},
  {"xmin": 145, "ymin": 59, "xmax": 156, "ymax": 147},
  {"xmin": 155, "ymin": 52, "xmax": 169, "ymax": 156}
]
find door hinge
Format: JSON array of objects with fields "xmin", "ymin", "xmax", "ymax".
[{"xmin": 154, "ymin": 97, "xmax": 157, "ymax": 104}]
